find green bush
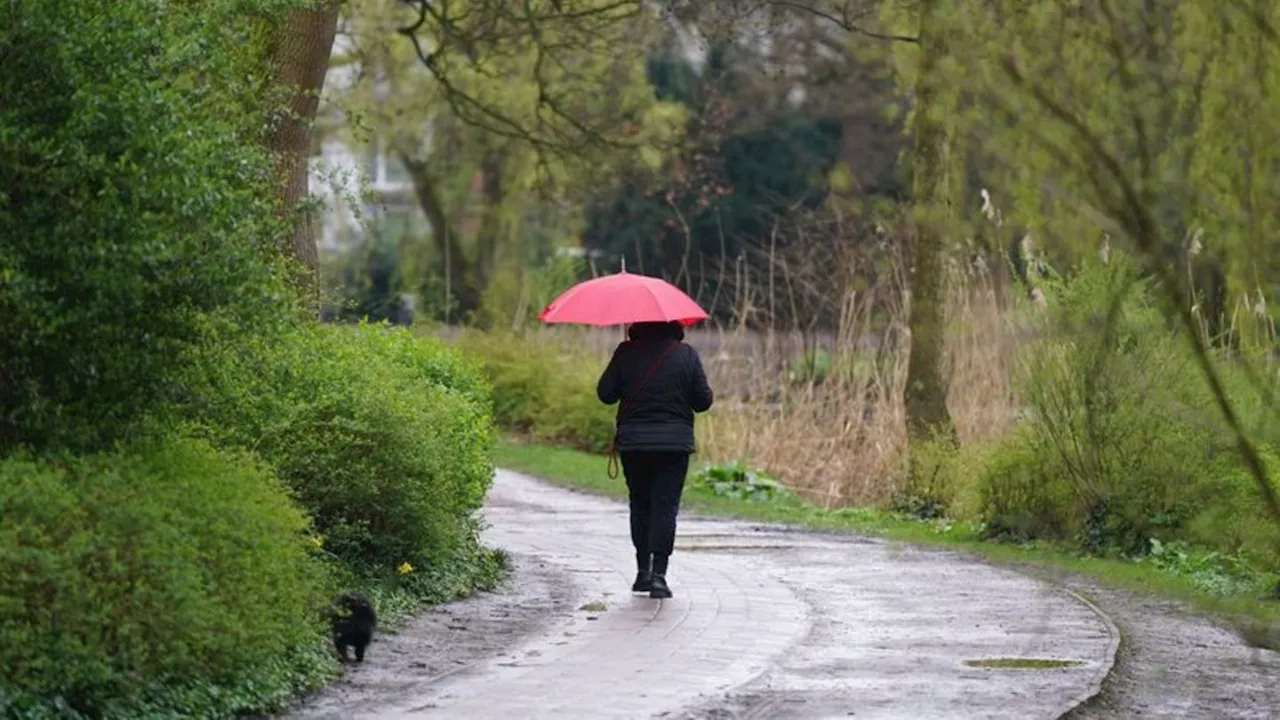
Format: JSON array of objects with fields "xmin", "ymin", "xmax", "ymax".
[
  {"xmin": 976, "ymin": 258, "xmax": 1280, "ymax": 565},
  {"xmin": 896, "ymin": 434, "xmax": 993, "ymax": 521},
  {"xmin": 692, "ymin": 460, "xmax": 793, "ymax": 502},
  {"xmin": 455, "ymin": 332, "xmax": 553, "ymax": 432},
  {"xmin": 1183, "ymin": 450, "xmax": 1280, "ymax": 568},
  {"xmin": 788, "ymin": 347, "xmax": 832, "ymax": 385},
  {"xmin": 186, "ymin": 322, "xmax": 496, "ymax": 571},
  {"xmin": 0, "ymin": 0, "xmax": 295, "ymax": 454},
  {"xmin": 457, "ymin": 332, "xmax": 615, "ymax": 453},
  {"xmin": 976, "ymin": 430, "xmax": 1080, "ymax": 542},
  {"xmin": 0, "ymin": 437, "xmax": 330, "ymax": 718},
  {"xmin": 980, "ymin": 264, "xmax": 1189, "ymax": 551},
  {"xmin": 0, "ymin": 2, "xmax": 505, "ymax": 717}
]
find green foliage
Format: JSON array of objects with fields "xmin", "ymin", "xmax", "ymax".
[
  {"xmin": 1, "ymin": 1, "xmax": 509, "ymax": 716},
  {"xmin": 324, "ymin": 231, "xmax": 414, "ymax": 326},
  {"xmin": 883, "ymin": 0, "xmax": 1280, "ymax": 339},
  {"xmin": 0, "ymin": 0, "xmax": 296, "ymax": 453},
  {"xmin": 896, "ymin": 434, "xmax": 993, "ymax": 521},
  {"xmin": 975, "ymin": 429, "xmax": 1080, "ymax": 542},
  {"xmin": 692, "ymin": 461, "xmax": 792, "ymax": 503},
  {"xmin": 338, "ymin": 545, "xmax": 509, "ymax": 622},
  {"xmin": 368, "ymin": 324, "xmax": 493, "ymax": 408},
  {"xmin": 185, "ymin": 322, "xmax": 496, "ymax": 571},
  {"xmin": 340, "ymin": 0, "xmax": 683, "ymax": 188},
  {"xmin": 330, "ymin": 0, "xmax": 685, "ymax": 320},
  {"xmin": 871, "ymin": 0, "xmax": 1280, "ymax": 593},
  {"xmin": 0, "ymin": 437, "xmax": 331, "ymax": 719},
  {"xmin": 976, "ymin": 259, "xmax": 1280, "ymax": 571},
  {"xmin": 474, "ymin": 255, "xmax": 589, "ymax": 331},
  {"xmin": 788, "ymin": 348, "xmax": 832, "ymax": 385},
  {"xmin": 1003, "ymin": 260, "xmax": 1202, "ymax": 551},
  {"xmin": 456, "ymin": 332, "xmax": 615, "ymax": 453},
  {"xmin": 1141, "ymin": 539, "xmax": 1274, "ymax": 599},
  {"xmin": 1181, "ymin": 450, "xmax": 1280, "ymax": 571}
]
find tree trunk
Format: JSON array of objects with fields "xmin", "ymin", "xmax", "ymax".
[
  {"xmin": 265, "ymin": 0, "xmax": 340, "ymax": 310},
  {"xmin": 903, "ymin": 0, "xmax": 956, "ymax": 443},
  {"xmin": 399, "ymin": 153, "xmax": 481, "ymax": 320},
  {"xmin": 472, "ymin": 150, "xmax": 507, "ymax": 321}
]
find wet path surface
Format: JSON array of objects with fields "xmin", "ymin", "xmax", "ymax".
[{"xmin": 288, "ymin": 470, "xmax": 1117, "ymax": 719}]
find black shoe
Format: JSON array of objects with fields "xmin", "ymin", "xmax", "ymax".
[
  {"xmin": 649, "ymin": 574, "xmax": 672, "ymax": 599},
  {"xmin": 631, "ymin": 571, "xmax": 653, "ymax": 593}
]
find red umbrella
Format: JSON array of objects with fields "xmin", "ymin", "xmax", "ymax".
[{"xmin": 538, "ymin": 271, "xmax": 708, "ymax": 327}]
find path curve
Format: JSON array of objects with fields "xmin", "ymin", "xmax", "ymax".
[{"xmin": 292, "ymin": 470, "xmax": 1118, "ymax": 719}]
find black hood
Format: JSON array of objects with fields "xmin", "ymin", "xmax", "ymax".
[{"xmin": 627, "ymin": 321, "xmax": 685, "ymax": 343}]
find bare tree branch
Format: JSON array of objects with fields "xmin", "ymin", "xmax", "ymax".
[
  {"xmin": 396, "ymin": 0, "xmax": 651, "ymax": 157},
  {"xmin": 768, "ymin": 0, "xmax": 919, "ymax": 43}
]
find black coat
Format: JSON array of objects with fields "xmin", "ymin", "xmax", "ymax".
[{"xmin": 596, "ymin": 333, "xmax": 714, "ymax": 453}]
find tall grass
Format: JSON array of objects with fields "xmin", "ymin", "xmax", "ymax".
[{"xmin": 490, "ymin": 243, "xmax": 1021, "ymax": 509}]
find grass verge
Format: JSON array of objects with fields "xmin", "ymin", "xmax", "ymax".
[{"xmin": 494, "ymin": 441, "xmax": 1280, "ymax": 650}]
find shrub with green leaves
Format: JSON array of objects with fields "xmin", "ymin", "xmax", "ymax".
[
  {"xmin": 0, "ymin": 0, "xmax": 297, "ymax": 454},
  {"xmin": 979, "ymin": 260, "xmax": 1206, "ymax": 551},
  {"xmin": 1142, "ymin": 538, "xmax": 1275, "ymax": 598},
  {"xmin": 1181, "ymin": 450, "xmax": 1280, "ymax": 570},
  {"xmin": 692, "ymin": 460, "xmax": 793, "ymax": 503},
  {"xmin": 456, "ymin": 332, "xmax": 616, "ymax": 453},
  {"xmin": 187, "ymin": 323, "xmax": 496, "ymax": 572},
  {"xmin": 896, "ymin": 434, "xmax": 994, "ymax": 520},
  {"xmin": 976, "ymin": 257, "xmax": 1280, "ymax": 565},
  {"xmin": 788, "ymin": 348, "xmax": 832, "ymax": 385},
  {"xmin": 976, "ymin": 429, "xmax": 1080, "ymax": 542},
  {"xmin": 0, "ymin": 437, "xmax": 331, "ymax": 718}
]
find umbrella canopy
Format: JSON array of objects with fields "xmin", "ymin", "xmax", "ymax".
[{"xmin": 537, "ymin": 271, "xmax": 708, "ymax": 327}]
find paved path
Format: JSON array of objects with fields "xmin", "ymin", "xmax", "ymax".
[{"xmin": 303, "ymin": 470, "xmax": 1118, "ymax": 719}]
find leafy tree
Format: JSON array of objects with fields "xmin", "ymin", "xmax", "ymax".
[{"xmin": 327, "ymin": 0, "xmax": 685, "ymax": 323}]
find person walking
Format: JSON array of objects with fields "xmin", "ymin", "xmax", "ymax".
[{"xmin": 597, "ymin": 321, "xmax": 714, "ymax": 599}]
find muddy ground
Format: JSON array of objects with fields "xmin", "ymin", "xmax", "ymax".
[
  {"xmin": 1057, "ymin": 575, "xmax": 1279, "ymax": 719},
  {"xmin": 283, "ymin": 553, "xmax": 574, "ymax": 719}
]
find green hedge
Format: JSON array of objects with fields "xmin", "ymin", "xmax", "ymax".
[
  {"xmin": 0, "ymin": 321, "xmax": 506, "ymax": 717},
  {"xmin": 0, "ymin": 437, "xmax": 331, "ymax": 719},
  {"xmin": 0, "ymin": 0, "xmax": 507, "ymax": 715},
  {"xmin": 976, "ymin": 430, "xmax": 1280, "ymax": 572},
  {"xmin": 455, "ymin": 331, "xmax": 615, "ymax": 453},
  {"xmin": 187, "ymin": 323, "xmax": 497, "ymax": 572}
]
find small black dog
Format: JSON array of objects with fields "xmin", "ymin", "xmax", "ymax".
[{"xmin": 329, "ymin": 591, "xmax": 377, "ymax": 663}]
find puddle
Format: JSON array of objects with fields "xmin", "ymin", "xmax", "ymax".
[
  {"xmin": 964, "ymin": 658, "xmax": 1086, "ymax": 670},
  {"xmin": 675, "ymin": 544, "xmax": 796, "ymax": 553}
]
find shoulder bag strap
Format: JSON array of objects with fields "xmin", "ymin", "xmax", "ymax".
[{"xmin": 606, "ymin": 340, "xmax": 682, "ymax": 479}]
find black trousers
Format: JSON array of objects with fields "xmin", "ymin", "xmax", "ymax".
[{"xmin": 620, "ymin": 451, "xmax": 690, "ymax": 575}]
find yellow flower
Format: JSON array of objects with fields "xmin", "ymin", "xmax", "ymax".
[
  {"xmin": 309, "ymin": 535, "xmax": 324, "ymax": 549},
  {"xmin": 397, "ymin": 562, "xmax": 414, "ymax": 575}
]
